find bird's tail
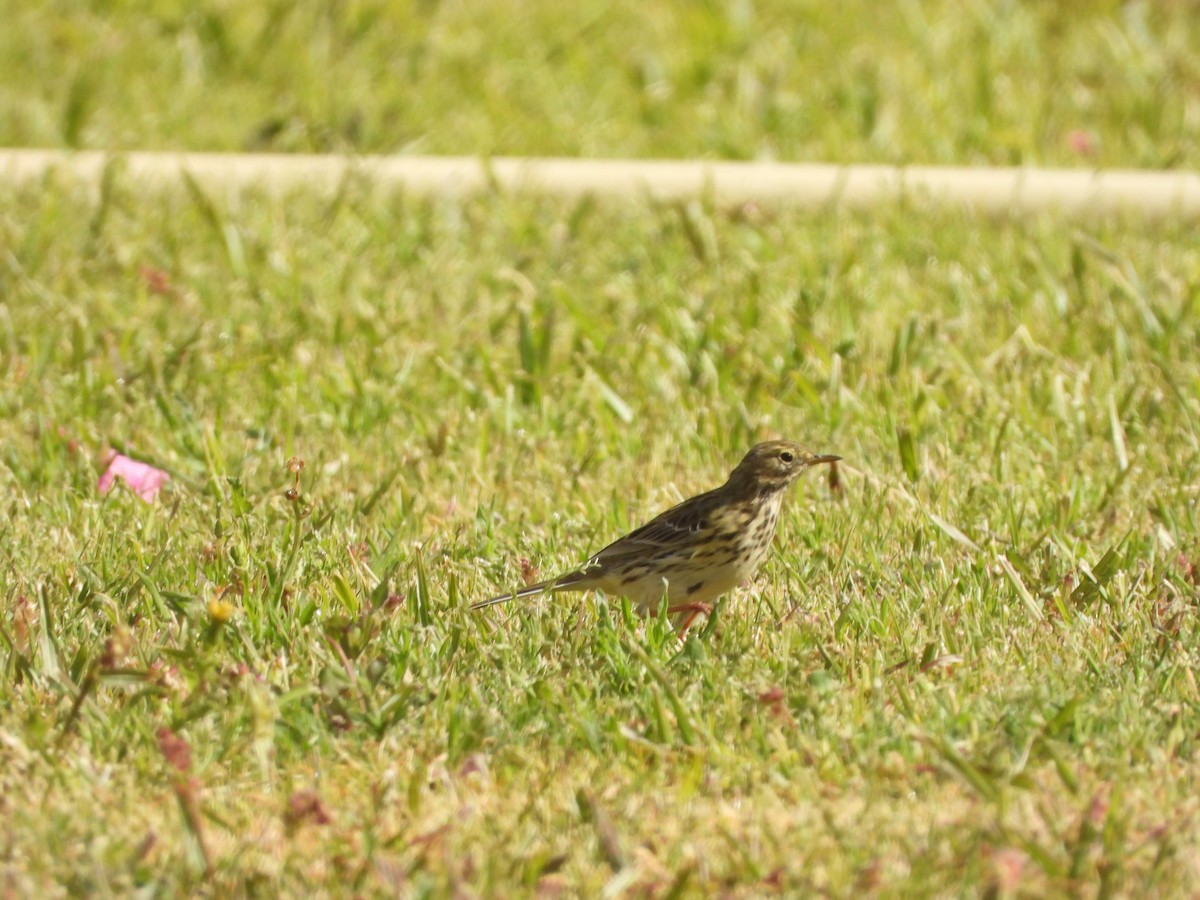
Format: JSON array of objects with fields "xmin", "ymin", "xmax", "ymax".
[{"xmin": 471, "ymin": 570, "xmax": 588, "ymax": 610}]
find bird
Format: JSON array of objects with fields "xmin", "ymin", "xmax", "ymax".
[{"xmin": 472, "ymin": 441, "xmax": 840, "ymax": 631}]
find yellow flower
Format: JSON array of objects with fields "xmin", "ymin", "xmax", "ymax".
[{"xmin": 208, "ymin": 598, "xmax": 235, "ymax": 624}]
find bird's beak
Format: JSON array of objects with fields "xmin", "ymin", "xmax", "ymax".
[{"xmin": 805, "ymin": 454, "xmax": 841, "ymax": 466}]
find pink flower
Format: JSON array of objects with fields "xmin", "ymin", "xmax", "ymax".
[{"xmin": 99, "ymin": 453, "xmax": 170, "ymax": 502}]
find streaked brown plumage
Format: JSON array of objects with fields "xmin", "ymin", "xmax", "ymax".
[{"xmin": 473, "ymin": 441, "xmax": 840, "ymax": 631}]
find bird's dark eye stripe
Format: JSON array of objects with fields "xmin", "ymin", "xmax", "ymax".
[{"xmin": 780, "ymin": 451, "xmax": 794, "ymax": 463}]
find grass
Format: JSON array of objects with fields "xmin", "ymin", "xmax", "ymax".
[
  {"xmin": 2, "ymin": 173, "xmax": 1198, "ymax": 895},
  {"xmin": 3, "ymin": 0, "xmax": 1200, "ymax": 895},
  {"xmin": 2, "ymin": 0, "xmax": 1200, "ymax": 168}
]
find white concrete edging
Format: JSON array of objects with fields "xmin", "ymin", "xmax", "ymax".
[{"xmin": 3, "ymin": 149, "xmax": 1198, "ymax": 219}]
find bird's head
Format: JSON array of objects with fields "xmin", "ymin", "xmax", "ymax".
[{"xmin": 730, "ymin": 440, "xmax": 840, "ymax": 494}]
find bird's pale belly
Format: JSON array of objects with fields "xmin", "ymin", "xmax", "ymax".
[{"xmin": 596, "ymin": 542, "xmax": 770, "ymax": 613}]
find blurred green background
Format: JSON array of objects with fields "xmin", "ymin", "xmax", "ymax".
[{"xmin": 3, "ymin": 0, "xmax": 1198, "ymax": 167}]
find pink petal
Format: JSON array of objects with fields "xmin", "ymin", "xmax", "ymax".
[
  {"xmin": 99, "ymin": 453, "xmax": 170, "ymax": 502},
  {"xmin": 1066, "ymin": 129, "xmax": 1095, "ymax": 156}
]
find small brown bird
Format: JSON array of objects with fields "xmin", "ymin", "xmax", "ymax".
[{"xmin": 473, "ymin": 441, "xmax": 840, "ymax": 631}]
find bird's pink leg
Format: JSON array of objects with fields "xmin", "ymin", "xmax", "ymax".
[{"xmin": 666, "ymin": 602, "xmax": 713, "ymax": 637}]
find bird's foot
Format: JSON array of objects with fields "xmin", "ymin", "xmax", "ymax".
[{"xmin": 666, "ymin": 602, "xmax": 713, "ymax": 637}]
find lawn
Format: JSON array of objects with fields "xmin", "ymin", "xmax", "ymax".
[{"xmin": 2, "ymin": 0, "xmax": 1200, "ymax": 896}]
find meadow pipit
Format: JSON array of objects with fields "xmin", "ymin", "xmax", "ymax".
[{"xmin": 473, "ymin": 441, "xmax": 839, "ymax": 631}]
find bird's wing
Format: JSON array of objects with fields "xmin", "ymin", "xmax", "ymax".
[
  {"xmin": 581, "ymin": 488, "xmax": 719, "ymax": 570},
  {"xmin": 474, "ymin": 488, "xmax": 724, "ymax": 608}
]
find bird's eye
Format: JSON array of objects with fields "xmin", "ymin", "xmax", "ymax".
[{"xmin": 780, "ymin": 451, "xmax": 795, "ymax": 463}]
